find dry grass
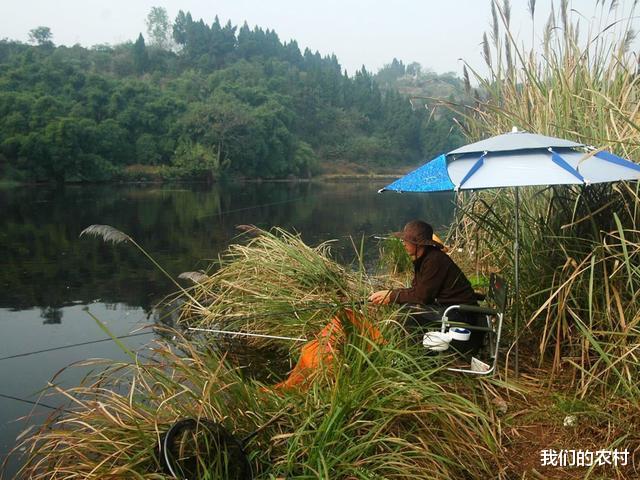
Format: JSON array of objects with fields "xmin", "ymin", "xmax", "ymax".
[
  {"xmin": 442, "ymin": 0, "xmax": 640, "ymax": 401},
  {"xmin": 9, "ymin": 228, "xmax": 509, "ymax": 479},
  {"xmin": 175, "ymin": 227, "xmax": 372, "ymax": 345}
]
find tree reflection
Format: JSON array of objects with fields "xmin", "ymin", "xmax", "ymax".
[
  {"xmin": 40, "ymin": 306, "xmax": 63, "ymax": 324},
  {"xmin": 0, "ymin": 182, "xmax": 454, "ymax": 312}
]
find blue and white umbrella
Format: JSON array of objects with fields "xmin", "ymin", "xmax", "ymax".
[
  {"xmin": 380, "ymin": 130, "xmax": 640, "ymax": 374},
  {"xmin": 382, "ymin": 131, "xmax": 640, "ymax": 193}
]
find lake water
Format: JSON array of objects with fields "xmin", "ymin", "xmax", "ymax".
[{"xmin": 0, "ymin": 180, "xmax": 453, "ymax": 476}]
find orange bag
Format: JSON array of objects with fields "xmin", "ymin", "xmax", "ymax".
[{"xmin": 273, "ymin": 309, "xmax": 383, "ymax": 391}]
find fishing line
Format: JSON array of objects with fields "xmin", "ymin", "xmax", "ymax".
[
  {"xmin": 190, "ymin": 301, "xmax": 364, "ymax": 323},
  {"xmin": 189, "ymin": 327, "xmax": 307, "ymax": 342},
  {"xmin": 185, "ymin": 300, "xmax": 367, "ymax": 340},
  {"xmin": 198, "ymin": 195, "xmax": 308, "ymax": 219},
  {"xmin": 187, "ymin": 300, "xmax": 370, "ymax": 342},
  {"xmin": 0, "ymin": 392, "xmax": 73, "ymax": 414},
  {"xmin": 0, "ymin": 331, "xmax": 154, "ymax": 362}
]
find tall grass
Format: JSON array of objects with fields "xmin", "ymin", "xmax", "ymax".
[
  {"xmin": 10, "ymin": 330, "xmax": 505, "ymax": 479},
  {"xmin": 447, "ymin": 0, "xmax": 640, "ymax": 398},
  {"xmin": 8, "ymin": 232, "xmax": 507, "ymax": 479},
  {"xmin": 176, "ymin": 227, "xmax": 375, "ymax": 345}
]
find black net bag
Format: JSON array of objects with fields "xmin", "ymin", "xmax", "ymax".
[{"xmin": 158, "ymin": 418, "xmax": 252, "ymax": 480}]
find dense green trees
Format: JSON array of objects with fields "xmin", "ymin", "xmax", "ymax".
[{"xmin": 0, "ymin": 10, "xmax": 464, "ymax": 183}]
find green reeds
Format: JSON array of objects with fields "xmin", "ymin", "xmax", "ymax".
[
  {"xmin": 10, "ymin": 328, "xmax": 261, "ymax": 479},
  {"xmin": 378, "ymin": 236, "xmax": 414, "ymax": 276},
  {"xmin": 10, "ymin": 326, "xmax": 504, "ymax": 479},
  {"xmin": 269, "ymin": 331, "xmax": 502, "ymax": 479},
  {"xmin": 10, "ymin": 227, "xmax": 509, "ymax": 479}
]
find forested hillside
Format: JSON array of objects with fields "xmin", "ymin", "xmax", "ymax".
[{"xmin": 0, "ymin": 9, "xmax": 465, "ymax": 183}]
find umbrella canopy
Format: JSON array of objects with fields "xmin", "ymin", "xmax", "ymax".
[
  {"xmin": 381, "ymin": 131, "xmax": 640, "ymax": 193},
  {"xmin": 380, "ymin": 130, "xmax": 640, "ymax": 376}
]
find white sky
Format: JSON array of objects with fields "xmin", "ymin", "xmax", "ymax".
[{"xmin": 1, "ymin": 1, "xmax": 637, "ymax": 77}]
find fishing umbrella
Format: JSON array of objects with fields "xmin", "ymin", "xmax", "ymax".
[{"xmin": 379, "ymin": 130, "xmax": 640, "ymax": 375}]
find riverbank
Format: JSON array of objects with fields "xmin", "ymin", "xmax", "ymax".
[
  {"xmin": 0, "ymin": 160, "xmax": 419, "ymax": 186},
  {"xmin": 0, "ymin": 181, "xmax": 457, "ymax": 478}
]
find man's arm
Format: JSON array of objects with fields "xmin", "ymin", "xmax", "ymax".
[{"xmin": 390, "ymin": 255, "xmax": 446, "ymax": 304}]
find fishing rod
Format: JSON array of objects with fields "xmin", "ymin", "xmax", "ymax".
[
  {"xmin": 188, "ymin": 327, "xmax": 307, "ymax": 342},
  {"xmin": 186, "ymin": 299, "xmax": 370, "ymax": 342},
  {"xmin": 182, "ymin": 300, "xmax": 366, "ymax": 322}
]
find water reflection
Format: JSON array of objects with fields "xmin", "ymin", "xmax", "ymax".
[
  {"xmin": 0, "ymin": 180, "xmax": 454, "ymax": 315},
  {"xmin": 40, "ymin": 307, "xmax": 63, "ymax": 324}
]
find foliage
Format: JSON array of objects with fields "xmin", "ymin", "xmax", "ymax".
[
  {"xmin": 169, "ymin": 138, "xmax": 220, "ymax": 180},
  {"xmin": 145, "ymin": 6, "xmax": 172, "ymax": 50},
  {"xmin": 0, "ymin": 11, "xmax": 465, "ymax": 183},
  {"xmin": 27, "ymin": 26, "xmax": 53, "ymax": 46},
  {"xmin": 375, "ymin": 58, "xmax": 468, "ymax": 159},
  {"xmin": 377, "ymin": 236, "xmax": 413, "ymax": 275},
  {"xmin": 132, "ymin": 33, "xmax": 149, "ymax": 74}
]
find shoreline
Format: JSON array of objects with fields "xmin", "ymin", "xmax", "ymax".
[{"xmin": 0, "ymin": 171, "xmax": 414, "ymax": 187}]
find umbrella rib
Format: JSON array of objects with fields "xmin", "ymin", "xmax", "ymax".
[
  {"xmin": 594, "ymin": 151, "xmax": 640, "ymax": 172},
  {"xmin": 549, "ymin": 148, "xmax": 585, "ymax": 183},
  {"xmin": 457, "ymin": 152, "xmax": 487, "ymax": 189}
]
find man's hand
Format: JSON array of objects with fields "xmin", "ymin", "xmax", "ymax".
[{"xmin": 368, "ymin": 290, "xmax": 392, "ymax": 305}]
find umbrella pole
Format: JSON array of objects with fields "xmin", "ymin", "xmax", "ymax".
[{"xmin": 514, "ymin": 187, "xmax": 520, "ymax": 377}]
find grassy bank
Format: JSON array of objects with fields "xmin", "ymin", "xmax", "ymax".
[
  {"xmin": 7, "ymin": 228, "xmax": 506, "ymax": 479},
  {"xmin": 6, "ymin": 227, "xmax": 638, "ymax": 478},
  {"xmin": 441, "ymin": 0, "xmax": 640, "ymax": 475}
]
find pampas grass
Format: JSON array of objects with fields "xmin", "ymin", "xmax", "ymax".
[
  {"xmin": 80, "ymin": 224, "xmax": 211, "ymax": 318},
  {"xmin": 178, "ymin": 271, "xmax": 210, "ymax": 284},
  {"xmin": 80, "ymin": 224, "xmax": 132, "ymax": 244},
  {"xmin": 445, "ymin": 0, "xmax": 640, "ymax": 398}
]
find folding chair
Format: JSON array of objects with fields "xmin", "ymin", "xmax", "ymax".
[{"xmin": 436, "ymin": 273, "xmax": 507, "ymax": 375}]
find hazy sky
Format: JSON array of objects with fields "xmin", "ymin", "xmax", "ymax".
[{"xmin": 1, "ymin": 1, "xmax": 637, "ymax": 76}]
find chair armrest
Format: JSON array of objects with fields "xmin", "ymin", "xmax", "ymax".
[
  {"xmin": 445, "ymin": 320, "xmax": 495, "ymax": 332},
  {"xmin": 473, "ymin": 292, "xmax": 486, "ymax": 302},
  {"xmin": 456, "ymin": 304, "xmax": 499, "ymax": 315}
]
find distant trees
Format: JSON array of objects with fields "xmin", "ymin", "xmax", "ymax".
[
  {"xmin": 0, "ymin": 10, "xmax": 464, "ymax": 183},
  {"xmin": 172, "ymin": 11, "xmax": 237, "ymax": 68},
  {"xmin": 146, "ymin": 6, "xmax": 172, "ymax": 50},
  {"xmin": 132, "ymin": 34, "xmax": 149, "ymax": 73},
  {"xmin": 28, "ymin": 26, "xmax": 53, "ymax": 46}
]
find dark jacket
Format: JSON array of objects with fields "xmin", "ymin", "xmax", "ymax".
[{"xmin": 390, "ymin": 247, "xmax": 477, "ymax": 306}]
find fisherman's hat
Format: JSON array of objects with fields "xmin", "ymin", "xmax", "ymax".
[{"xmin": 393, "ymin": 220, "xmax": 444, "ymax": 248}]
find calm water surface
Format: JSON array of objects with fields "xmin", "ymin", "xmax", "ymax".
[{"xmin": 0, "ymin": 180, "xmax": 453, "ymax": 475}]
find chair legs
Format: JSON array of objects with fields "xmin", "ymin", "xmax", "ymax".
[
  {"xmin": 405, "ymin": 305, "xmax": 504, "ymax": 376},
  {"xmin": 447, "ymin": 313, "xmax": 503, "ymax": 375}
]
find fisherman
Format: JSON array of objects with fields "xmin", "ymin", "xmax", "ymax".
[{"xmin": 368, "ymin": 220, "xmax": 482, "ymax": 351}]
